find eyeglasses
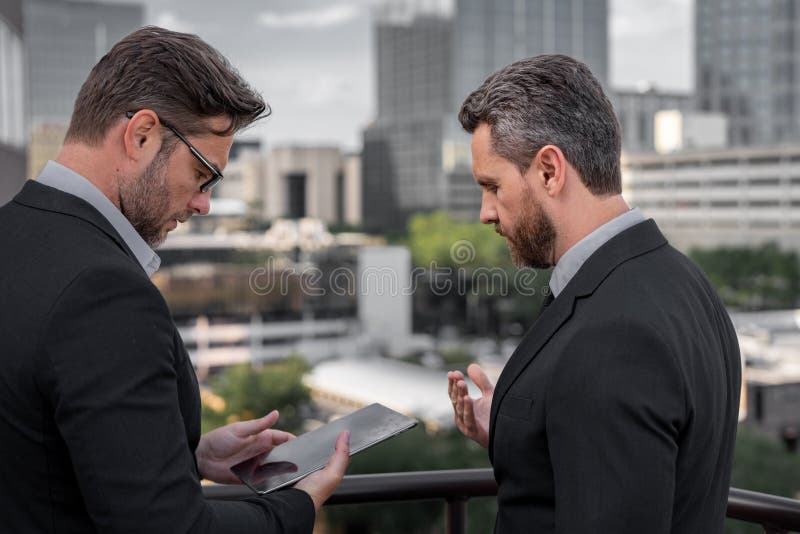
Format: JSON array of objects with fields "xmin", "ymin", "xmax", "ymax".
[{"xmin": 125, "ymin": 111, "xmax": 223, "ymax": 193}]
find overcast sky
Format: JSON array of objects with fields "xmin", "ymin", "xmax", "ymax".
[{"xmin": 106, "ymin": 0, "xmax": 693, "ymax": 151}]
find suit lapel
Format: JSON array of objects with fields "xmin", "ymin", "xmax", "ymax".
[
  {"xmin": 488, "ymin": 219, "xmax": 668, "ymax": 460},
  {"xmin": 14, "ymin": 180, "xmax": 139, "ymax": 263}
]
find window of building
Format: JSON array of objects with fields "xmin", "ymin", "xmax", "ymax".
[
  {"xmin": 747, "ymin": 177, "xmax": 780, "ymax": 186},
  {"xmin": 286, "ymin": 172, "xmax": 307, "ymax": 219}
]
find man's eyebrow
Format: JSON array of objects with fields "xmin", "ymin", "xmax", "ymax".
[{"xmin": 475, "ymin": 176, "xmax": 496, "ymax": 187}]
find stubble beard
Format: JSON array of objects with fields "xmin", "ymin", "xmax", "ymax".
[
  {"xmin": 497, "ymin": 188, "xmax": 557, "ymax": 270},
  {"xmin": 119, "ymin": 150, "xmax": 174, "ymax": 249}
]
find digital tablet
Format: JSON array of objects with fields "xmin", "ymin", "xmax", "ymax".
[{"xmin": 230, "ymin": 403, "xmax": 418, "ymax": 494}]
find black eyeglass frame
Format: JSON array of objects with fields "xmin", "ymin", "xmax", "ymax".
[{"xmin": 125, "ymin": 110, "xmax": 223, "ymax": 193}]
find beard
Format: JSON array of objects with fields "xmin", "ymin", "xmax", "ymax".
[
  {"xmin": 496, "ymin": 187, "xmax": 556, "ymax": 270},
  {"xmin": 119, "ymin": 149, "xmax": 190, "ymax": 248}
]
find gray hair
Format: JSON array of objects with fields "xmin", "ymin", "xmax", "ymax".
[{"xmin": 458, "ymin": 54, "xmax": 621, "ymax": 195}]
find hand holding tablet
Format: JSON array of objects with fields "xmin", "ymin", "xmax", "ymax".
[{"xmin": 231, "ymin": 403, "xmax": 418, "ymax": 496}]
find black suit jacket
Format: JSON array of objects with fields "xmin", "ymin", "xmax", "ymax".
[
  {"xmin": 0, "ymin": 181, "xmax": 314, "ymax": 533},
  {"xmin": 489, "ymin": 219, "xmax": 741, "ymax": 533}
]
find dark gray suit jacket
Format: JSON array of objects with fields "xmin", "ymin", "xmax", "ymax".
[
  {"xmin": 0, "ymin": 181, "xmax": 314, "ymax": 533},
  {"xmin": 490, "ymin": 219, "xmax": 741, "ymax": 533}
]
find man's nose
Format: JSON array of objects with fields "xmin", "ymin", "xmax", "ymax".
[
  {"xmin": 188, "ymin": 190, "xmax": 211, "ymax": 216},
  {"xmin": 479, "ymin": 193, "xmax": 497, "ymax": 224}
]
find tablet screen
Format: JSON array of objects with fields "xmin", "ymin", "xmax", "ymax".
[{"xmin": 230, "ymin": 403, "xmax": 418, "ymax": 494}]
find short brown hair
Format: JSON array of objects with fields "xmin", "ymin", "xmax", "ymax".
[
  {"xmin": 65, "ymin": 26, "xmax": 268, "ymax": 145},
  {"xmin": 459, "ymin": 54, "xmax": 622, "ymax": 196}
]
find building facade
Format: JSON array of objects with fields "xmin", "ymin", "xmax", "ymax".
[
  {"xmin": 362, "ymin": 0, "xmax": 610, "ymax": 233},
  {"xmin": 264, "ymin": 146, "xmax": 361, "ymax": 226},
  {"xmin": 453, "ymin": 0, "xmax": 608, "ymax": 108},
  {"xmin": 0, "ymin": 0, "xmax": 26, "ymax": 205},
  {"xmin": 24, "ymin": 0, "xmax": 143, "ymax": 178},
  {"xmin": 623, "ymin": 144, "xmax": 800, "ymax": 252},
  {"xmin": 695, "ymin": 0, "xmax": 800, "ymax": 147},
  {"xmin": 611, "ymin": 86, "xmax": 693, "ymax": 154},
  {"xmin": 362, "ymin": 8, "xmax": 453, "ymax": 233}
]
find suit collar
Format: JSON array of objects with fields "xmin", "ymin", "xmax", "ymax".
[
  {"xmin": 488, "ymin": 219, "xmax": 668, "ymax": 460},
  {"xmin": 14, "ymin": 180, "xmax": 139, "ymax": 262}
]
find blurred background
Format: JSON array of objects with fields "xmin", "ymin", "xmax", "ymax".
[{"xmin": 3, "ymin": 0, "xmax": 800, "ymax": 532}]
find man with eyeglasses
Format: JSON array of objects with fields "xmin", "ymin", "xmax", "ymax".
[{"xmin": 0, "ymin": 26, "xmax": 349, "ymax": 533}]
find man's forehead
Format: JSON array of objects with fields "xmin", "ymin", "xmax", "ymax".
[{"xmin": 189, "ymin": 133, "xmax": 234, "ymax": 171}]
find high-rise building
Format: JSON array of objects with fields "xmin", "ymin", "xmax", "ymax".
[
  {"xmin": 611, "ymin": 87, "xmax": 693, "ymax": 154},
  {"xmin": 24, "ymin": 0, "xmax": 143, "ymax": 178},
  {"xmin": 453, "ymin": 0, "xmax": 608, "ymax": 108},
  {"xmin": 0, "ymin": 0, "xmax": 26, "ymax": 205},
  {"xmin": 695, "ymin": 0, "xmax": 799, "ymax": 146},
  {"xmin": 362, "ymin": 0, "xmax": 610, "ymax": 233},
  {"xmin": 362, "ymin": 7, "xmax": 453, "ymax": 233}
]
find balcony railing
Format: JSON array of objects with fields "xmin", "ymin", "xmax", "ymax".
[{"xmin": 204, "ymin": 468, "xmax": 800, "ymax": 534}]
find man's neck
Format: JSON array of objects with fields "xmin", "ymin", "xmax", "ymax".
[
  {"xmin": 55, "ymin": 144, "xmax": 121, "ymax": 210},
  {"xmin": 553, "ymin": 193, "xmax": 630, "ymax": 265}
]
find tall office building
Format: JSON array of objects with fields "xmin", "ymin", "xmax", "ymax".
[
  {"xmin": 24, "ymin": 0, "xmax": 143, "ymax": 178},
  {"xmin": 363, "ymin": 8, "xmax": 452, "ymax": 233},
  {"xmin": 611, "ymin": 87, "xmax": 693, "ymax": 154},
  {"xmin": 0, "ymin": 0, "xmax": 26, "ymax": 205},
  {"xmin": 453, "ymin": 0, "xmax": 608, "ymax": 108},
  {"xmin": 362, "ymin": 0, "xmax": 609, "ymax": 233},
  {"xmin": 696, "ymin": 0, "xmax": 799, "ymax": 146}
]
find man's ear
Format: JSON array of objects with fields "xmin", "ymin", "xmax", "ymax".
[
  {"xmin": 123, "ymin": 109, "xmax": 162, "ymax": 163},
  {"xmin": 530, "ymin": 145, "xmax": 566, "ymax": 198}
]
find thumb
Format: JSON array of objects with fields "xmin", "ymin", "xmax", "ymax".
[
  {"xmin": 327, "ymin": 430, "xmax": 351, "ymax": 476},
  {"xmin": 232, "ymin": 409, "xmax": 279, "ymax": 437},
  {"xmin": 467, "ymin": 364, "xmax": 494, "ymax": 395}
]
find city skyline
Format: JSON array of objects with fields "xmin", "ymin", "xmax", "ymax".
[{"xmin": 92, "ymin": 0, "xmax": 692, "ymax": 151}]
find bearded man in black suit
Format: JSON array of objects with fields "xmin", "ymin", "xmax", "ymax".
[
  {"xmin": 0, "ymin": 26, "xmax": 349, "ymax": 533},
  {"xmin": 448, "ymin": 54, "xmax": 741, "ymax": 533}
]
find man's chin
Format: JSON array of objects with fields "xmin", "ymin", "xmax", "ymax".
[
  {"xmin": 509, "ymin": 245, "xmax": 552, "ymax": 270},
  {"xmin": 146, "ymin": 228, "xmax": 169, "ymax": 249}
]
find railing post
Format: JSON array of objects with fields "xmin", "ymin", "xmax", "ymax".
[{"xmin": 446, "ymin": 497, "xmax": 468, "ymax": 534}]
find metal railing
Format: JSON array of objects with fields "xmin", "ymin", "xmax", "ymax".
[{"xmin": 204, "ymin": 468, "xmax": 800, "ymax": 533}]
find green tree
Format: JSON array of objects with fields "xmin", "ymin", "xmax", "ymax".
[
  {"xmin": 406, "ymin": 211, "xmax": 551, "ymax": 337},
  {"xmin": 690, "ymin": 243, "xmax": 800, "ymax": 310},
  {"xmin": 201, "ymin": 356, "xmax": 310, "ymax": 434},
  {"xmin": 726, "ymin": 425, "xmax": 800, "ymax": 533},
  {"xmin": 407, "ymin": 211, "xmax": 512, "ymax": 272}
]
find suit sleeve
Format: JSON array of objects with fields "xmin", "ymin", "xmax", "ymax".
[
  {"xmin": 39, "ymin": 263, "xmax": 315, "ymax": 533},
  {"xmin": 545, "ymin": 319, "xmax": 686, "ymax": 534}
]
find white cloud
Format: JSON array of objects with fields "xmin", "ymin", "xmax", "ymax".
[{"xmin": 257, "ymin": 4, "xmax": 359, "ymax": 30}]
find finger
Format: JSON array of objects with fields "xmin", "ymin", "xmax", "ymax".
[
  {"xmin": 467, "ymin": 364, "xmax": 494, "ymax": 395},
  {"xmin": 266, "ymin": 430, "xmax": 294, "ymax": 447},
  {"xmin": 236, "ymin": 429, "xmax": 295, "ymax": 462},
  {"xmin": 231, "ymin": 410, "xmax": 279, "ymax": 437},
  {"xmin": 447, "ymin": 371, "xmax": 459, "ymax": 388},
  {"xmin": 456, "ymin": 379, "xmax": 470, "ymax": 405},
  {"xmin": 448, "ymin": 371, "xmax": 463, "ymax": 404},
  {"xmin": 325, "ymin": 430, "xmax": 351, "ymax": 477},
  {"xmin": 462, "ymin": 395, "xmax": 477, "ymax": 436}
]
